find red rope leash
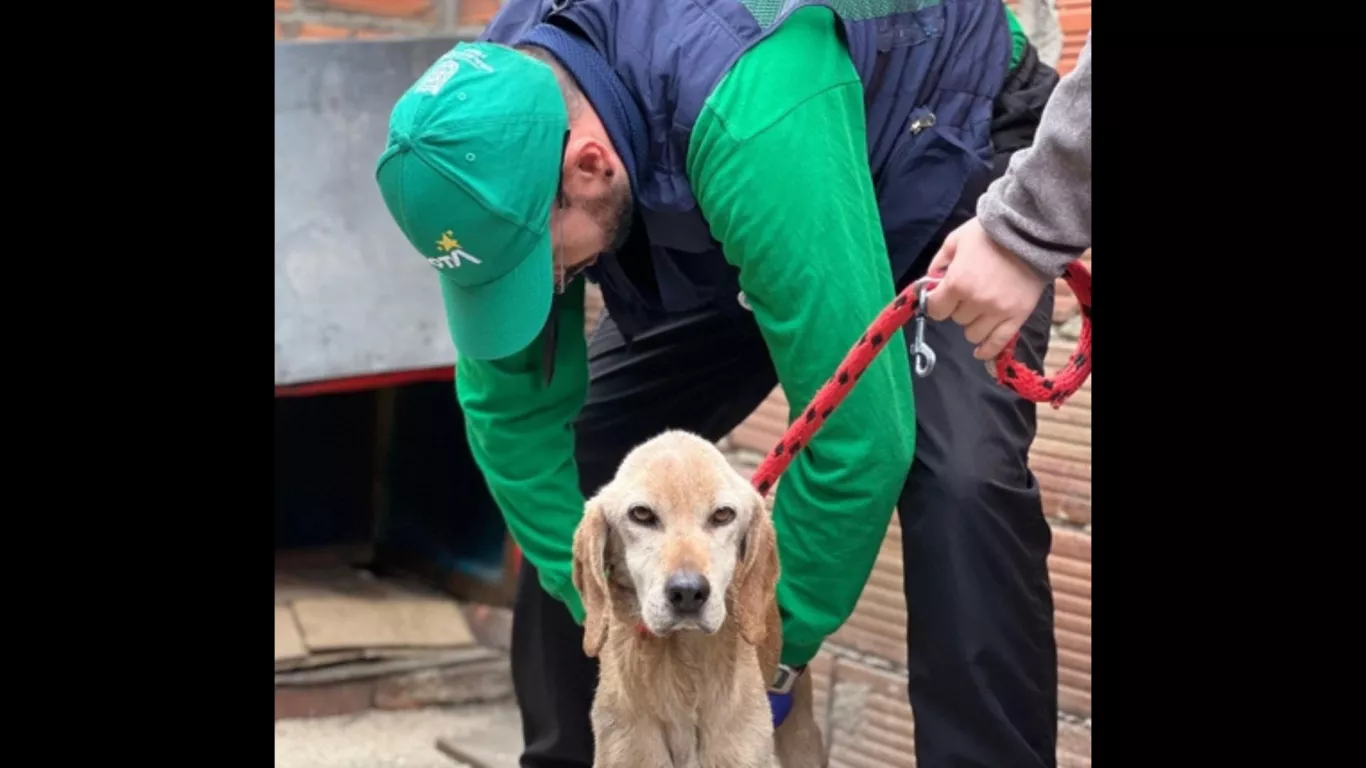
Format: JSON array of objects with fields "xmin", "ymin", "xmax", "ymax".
[{"xmin": 750, "ymin": 261, "xmax": 1092, "ymax": 496}]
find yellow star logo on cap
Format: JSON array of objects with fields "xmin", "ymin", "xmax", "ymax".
[{"xmin": 436, "ymin": 230, "xmax": 461, "ymax": 253}]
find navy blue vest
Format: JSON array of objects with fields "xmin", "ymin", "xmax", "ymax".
[{"xmin": 479, "ymin": 0, "xmax": 1010, "ymax": 342}]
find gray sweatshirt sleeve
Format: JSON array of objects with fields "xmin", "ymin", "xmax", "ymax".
[{"xmin": 977, "ymin": 32, "xmax": 1091, "ymax": 279}]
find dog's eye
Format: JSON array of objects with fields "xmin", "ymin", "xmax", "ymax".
[
  {"xmin": 627, "ymin": 505, "xmax": 657, "ymax": 525},
  {"xmin": 709, "ymin": 506, "xmax": 736, "ymax": 526}
]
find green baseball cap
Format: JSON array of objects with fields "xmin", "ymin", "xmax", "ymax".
[{"xmin": 375, "ymin": 42, "xmax": 568, "ymax": 361}]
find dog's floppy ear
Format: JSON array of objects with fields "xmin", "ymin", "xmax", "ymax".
[
  {"xmin": 734, "ymin": 490, "xmax": 780, "ymax": 647},
  {"xmin": 572, "ymin": 497, "xmax": 612, "ymax": 658}
]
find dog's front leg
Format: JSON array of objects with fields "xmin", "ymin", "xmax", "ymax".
[
  {"xmin": 773, "ymin": 673, "xmax": 824, "ymax": 768},
  {"xmin": 592, "ymin": 704, "xmax": 676, "ymax": 768},
  {"xmin": 698, "ymin": 698, "xmax": 774, "ymax": 768}
]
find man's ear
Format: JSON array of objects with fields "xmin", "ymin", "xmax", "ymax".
[
  {"xmin": 571, "ymin": 498, "xmax": 612, "ymax": 658},
  {"xmin": 734, "ymin": 491, "xmax": 780, "ymax": 647},
  {"xmin": 564, "ymin": 136, "xmax": 615, "ymax": 193}
]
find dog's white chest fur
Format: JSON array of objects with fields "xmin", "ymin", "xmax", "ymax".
[
  {"xmin": 663, "ymin": 718, "xmax": 701, "ymax": 768},
  {"xmin": 590, "ymin": 633, "xmax": 775, "ymax": 768}
]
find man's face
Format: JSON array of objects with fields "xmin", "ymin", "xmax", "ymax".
[{"xmin": 552, "ymin": 134, "xmax": 634, "ymax": 285}]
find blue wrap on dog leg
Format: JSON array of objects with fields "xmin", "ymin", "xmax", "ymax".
[{"xmin": 768, "ymin": 690, "xmax": 794, "ymax": 727}]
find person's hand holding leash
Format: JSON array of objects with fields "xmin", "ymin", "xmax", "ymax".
[
  {"xmin": 922, "ymin": 217, "xmax": 1049, "ymax": 362},
  {"xmin": 926, "ymin": 30, "xmax": 1092, "ymax": 364}
]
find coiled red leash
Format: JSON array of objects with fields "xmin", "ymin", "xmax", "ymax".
[{"xmin": 750, "ymin": 261, "xmax": 1092, "ymax": 496}]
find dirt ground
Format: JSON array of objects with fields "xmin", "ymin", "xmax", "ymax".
[{"xmin": 275, "ymin": 701, "xmax": 523, "ymax": 768}]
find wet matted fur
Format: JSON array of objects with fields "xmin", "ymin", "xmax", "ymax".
[{"xmin": 572, "ymin": 429, "xmax": 825, "ymax": 768}]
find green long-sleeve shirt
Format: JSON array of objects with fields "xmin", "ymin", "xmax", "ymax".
[
  {"xmin": 455, "ymin": 4, "xmax": 1025, "ymax": 669},
  {"xmin": 683, "ymin": 6, "xmax": 915, "ymax": 667}
]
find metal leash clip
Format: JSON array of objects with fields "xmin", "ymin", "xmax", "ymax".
[{"xmin": 911, "ymin": 282, "xmax": 936, "ymax": 378}]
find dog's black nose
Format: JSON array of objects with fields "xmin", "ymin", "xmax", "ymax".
[{"xmin": 665, "ymin": 571, "xmax": 711, "ymax": 614}]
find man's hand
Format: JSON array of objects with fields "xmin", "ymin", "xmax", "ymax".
[{"xmin": 923, "ymin": 217, "xmax": 1049, "ymax": 362}]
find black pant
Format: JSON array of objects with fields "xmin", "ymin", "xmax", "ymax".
[{"xmin": 511, "ymin": 48, "xmax": 1062, "ymax": 768}]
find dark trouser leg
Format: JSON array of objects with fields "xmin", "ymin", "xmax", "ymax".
[
  {"xmin": 512, "ymin": 559, "xmax": 600, "ymax": 768},
  {"xmin": 897, "ymin": 287, "xmax": 1058, "ymax": 768},
  {"xmin": 898, "ymin": 43, "xmax": 1062, "ymax": 768},
  {"xmin": 512, "ymin": 304, "xmax": 778, "ymax": 768}
]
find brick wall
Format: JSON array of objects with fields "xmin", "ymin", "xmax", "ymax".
[
  {"xmin": 1006, "ymin": 0, "xmax": 1091, "ymax": 76},
  {"xmin": 1054, "ymin": 0, "xmax": 1092, "ymax": 76},
  {"xmin": 275, "ymin": 0, "xmax": 1091, "ymax": 63},
  {"xmin": 274, "ymin": 0, "xmax": 501, "ymax": 40}
]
